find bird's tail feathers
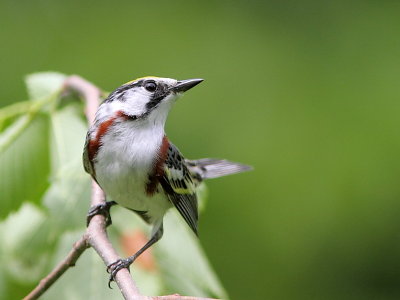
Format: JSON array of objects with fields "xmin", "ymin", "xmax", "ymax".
[{"xmin": 186, "ymin": 158, "xmax": 252, "ymax": 180}]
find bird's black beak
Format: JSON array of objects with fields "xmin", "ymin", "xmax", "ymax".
[{"xmin": 172, "ymin": 78, "xmax": 204, "ymax": 93}]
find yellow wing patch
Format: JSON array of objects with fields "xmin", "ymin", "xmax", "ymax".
[{"xmin": 164, "ymin": 168, "xmax": 195, "ymax": 195}]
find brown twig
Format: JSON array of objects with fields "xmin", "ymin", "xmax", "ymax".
[
  {"xmin": 24, "ymin": 75, "xmax": 219, "ymax": 300},
  {"xmin": 23, "ymin": 236, "xmax": 88, "ymax": 300}
]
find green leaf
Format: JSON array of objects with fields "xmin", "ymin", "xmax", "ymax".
[
  {"xmin": 42, "ymin": 105, "xmax": 91, "ymax": 231},
  {"xmin": 0, "ymin": 114, "xmax": 51, "ymax": 219},
  {"xmin": 0, "ymin": 101, "xmax": 36, "ymax": 129},
  {"xmin": 110, "ymin": 203, "xmax": 228, "ymax": 298},
  {"xmin": 0, "ymin": 203, "xmax": 50, "ymax": 283},
  {"xmin": 0, "ymin": 114, "xmax": 33, "ymax": 152},
  {"xmin": 197, "ymin": 182, "xmax": 208, "ymax": 212},
  {"xmin": 25, "ymin": 72, "xmax": 66, "ymax": 101},
  {"xmin": 42, "ymin": 164, "xmax": 91, "ymax": 231},
  {"xmin": 49, "ymin": 104, "xmax": 88, "ymax": 174},
  {"xmin": 156, "ymin": 210, "xmax": 229, "ymax": 299}
]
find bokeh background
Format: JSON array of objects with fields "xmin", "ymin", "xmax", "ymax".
[{"xmin": 1, "ymin": 0, "xmax": 400, "ymax": 299}]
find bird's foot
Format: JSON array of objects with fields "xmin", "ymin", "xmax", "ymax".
[
  {"xmin": 107, "ymin": 258, "xmax": 134, "ymax": 288},
  {"xmin": 86, "ymin": 201, "xmax": 117, "ymax": 227}
]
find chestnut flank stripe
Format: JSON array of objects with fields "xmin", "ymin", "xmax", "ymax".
[{"xmin": 146, "ymin": 136, "xmax": 169, "ymax": 195}]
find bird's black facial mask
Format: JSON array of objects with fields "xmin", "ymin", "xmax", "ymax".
[{"xmin": 145, "ymin": 80, "xmax": 171, "ymax": 111}]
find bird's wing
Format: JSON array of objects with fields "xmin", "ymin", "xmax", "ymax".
[
  {"xmin": 159, "ymin": 143, "xmax": 199, "ymax": 235},
  {"xmin": 83, "ymin": 131, "xmax": 95, "ymax": 176}
]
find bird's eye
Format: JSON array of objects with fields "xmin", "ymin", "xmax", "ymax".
[{"xmin": 144, "ymin": 81, "xmax": 157, "ymax": 92}]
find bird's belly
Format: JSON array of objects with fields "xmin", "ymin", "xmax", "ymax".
[
  {"xmin": 93, "ymin": 124, "xmax": 171, "ymax": 222},
  {"xmin": 95, "ymin": 159, "xmax": 171, "ymax": 222}
]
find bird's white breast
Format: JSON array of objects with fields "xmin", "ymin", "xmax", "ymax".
[{"xmin": 94, "ymin": 119, "xmax": 171, "ymax": 221}]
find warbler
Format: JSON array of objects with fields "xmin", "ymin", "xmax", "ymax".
[{"xmin": 83, "ymin": 76, "xmax": 251, "ymax": 284}]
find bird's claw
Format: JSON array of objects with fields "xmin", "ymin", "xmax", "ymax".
[
  {"xmin": 107, "ymin": 258, "xmax": 132, "ymax": 288},
  {"xmin": 86, "ymin": 201, "xmax": 117, "ymax": 227}
]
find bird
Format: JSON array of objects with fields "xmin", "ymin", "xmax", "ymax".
[{"xmin": 83, "ymin": 76, "xmax": 252, "ymax": 285}]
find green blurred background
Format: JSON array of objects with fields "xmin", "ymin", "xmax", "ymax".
[{"xmin": 1, "ymin": 0, "xmax": 400, "ymax": 299}]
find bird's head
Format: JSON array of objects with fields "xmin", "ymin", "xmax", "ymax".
[{"xmin": 100, "ymin": 76, "xmax": 203, "ymax": 125}]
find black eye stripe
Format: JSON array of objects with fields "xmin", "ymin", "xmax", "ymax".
[{"xmin": 145, "ymin": 83, "xmax": 170, "ymax": 111}]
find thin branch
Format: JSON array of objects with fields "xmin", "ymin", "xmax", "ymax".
[
  {"xmin": 23, "ymin": 236, "xmax": 88, "ymax": 300},
  {"xmin": 24, "ymin": 75, "xmax": 220, "ymax": 300}
]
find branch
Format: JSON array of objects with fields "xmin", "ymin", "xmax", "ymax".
[
  {"xmin": 24, "ymin": 75, "xmax": 220, "ymax": 300},
  {"xmin": 23, "ymin": 236, "xmax": 88, "ymax": 300}
]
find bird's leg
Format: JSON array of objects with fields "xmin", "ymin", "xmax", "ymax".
[
  {"xmin": 107, "ymin": 222, "xmax": 164, "ymax": 287},
  {"xmin": 86, "ymin": 200, "xmax": 117, "ymax": 227}
]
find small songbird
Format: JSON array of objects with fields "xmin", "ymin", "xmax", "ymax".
[{"xmin": 83, "ymin": 76, "xmax": 251, "ymax": 284}]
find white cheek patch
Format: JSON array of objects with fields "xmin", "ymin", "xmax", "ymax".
[{"xmin": 121, "ymin": 89, "xmax": 150, "ymax": 116}]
